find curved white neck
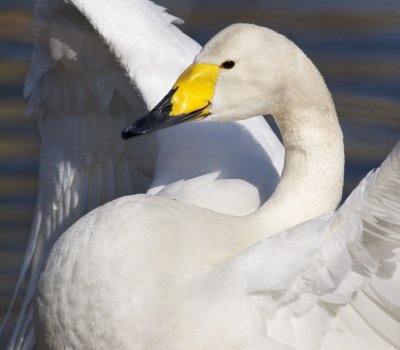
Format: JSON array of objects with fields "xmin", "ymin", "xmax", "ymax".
[{"xmin": 249, "ymin": 55, "xmax": 344, "ymax": 236}]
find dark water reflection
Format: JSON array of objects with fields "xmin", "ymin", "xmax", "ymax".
[{"xmin": 0, "ymin": 0, "xmax": 400, "ymax": 344}]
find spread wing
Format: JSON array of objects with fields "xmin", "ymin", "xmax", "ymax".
[
  {"xmin": 0, "ymin": 0, "xmax": 197, "ymax": 347},
  {"xmin": 1, "ymin": 0, "xmax": 284, "ymax": 348},
  {"xmin": 237, "ymin": 141, "xmax": 400, "ymax": 350}
]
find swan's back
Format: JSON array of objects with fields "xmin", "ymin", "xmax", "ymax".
[{"xmin": 150, "ymin": 117, "xmax": 283, "ymax": 215}]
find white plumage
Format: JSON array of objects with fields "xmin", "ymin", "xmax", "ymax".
[
  {"xmin": 34, "ymin": 22, "xmax": 400, "ymax": 350},
  {"xmin": 1, "ymin": 0, "xmax": 283, "ymax": 349},
  {"xmin": 241, "ymin": 149, "xmax": 400, "ymax": 349}
]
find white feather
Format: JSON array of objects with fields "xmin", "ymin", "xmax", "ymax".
[
  {"xmin": 236, "ymin": 142, "xmax": 400, "ymax": 349},
  {"xmin": 1, "ymin": 1, "xmax": 283, "ymax": 349}
]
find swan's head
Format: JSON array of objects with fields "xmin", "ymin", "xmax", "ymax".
[{"xmin": 122, "ymin": 24, "xmax": 298, "ymax": 138}]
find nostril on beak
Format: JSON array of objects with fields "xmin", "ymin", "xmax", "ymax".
[{"xmin": 161, "ymin": 103, "xmax": 172, "ymax": 115}]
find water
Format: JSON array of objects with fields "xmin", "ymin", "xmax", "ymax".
[{"xmin": 0, "ymin": 0, "xmax": 399, "ymax": 345}]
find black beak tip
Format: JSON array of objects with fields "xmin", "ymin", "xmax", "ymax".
[{"xmin": 121, "ymin": 125, "xmax": 135, "ymax": 140}]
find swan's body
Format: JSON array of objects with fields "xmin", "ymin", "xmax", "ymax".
[
  {"xmin": 34, "ymin": 24, "xmax": 400, "ymax": 349},
  {"xmin": 1, "ymin": 1, "xmax": 284, "ymax": 348},
  {"xmin": 36, "ymin": 159, "xmax": 400, "ymax": 350}
]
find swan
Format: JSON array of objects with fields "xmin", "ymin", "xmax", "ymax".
[
  {"xmin": 34, "ymin": 24, "xmax": 400, "ymax": 349},
  {"xmin": 1, "ymin": 1, "xmax": 284, "ymax": 348}
]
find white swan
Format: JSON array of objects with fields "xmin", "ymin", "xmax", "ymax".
[
  {"xmin": 34, "ymin": 24, "xmax": 400, "ymax": 349},
  {"xmin": 1, "ymin": 1, "xmax": 284, "ymax": 348}
]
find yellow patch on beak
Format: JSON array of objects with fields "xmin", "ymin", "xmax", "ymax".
[{"xmin": 171, "ymin": 63, "xmax": 220, "ymax": 117}]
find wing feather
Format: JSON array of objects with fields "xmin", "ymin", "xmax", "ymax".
[
  {"xmin": 237, "ymin": 141, "xmax": 400, "ymax": 349},
  {"xmin": 2, "ymin": 1, "xmax": 284, "ymax": 348},
  {"xmin": 1, "ymin": 1, "xmax": 157, "ymax": 347}
]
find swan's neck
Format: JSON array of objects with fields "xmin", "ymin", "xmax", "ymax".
[{"xmin": 251, "ymin": 59, "xmax": 344, "ymax": 235}]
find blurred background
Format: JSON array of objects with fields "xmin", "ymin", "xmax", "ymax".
[{"xmin": 0, "ymin": 0, "xmax": 399, "ymax": 345}]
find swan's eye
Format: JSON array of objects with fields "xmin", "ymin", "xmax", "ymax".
[{"xmin": 220, "ymin": 60, "xmax": 235, "ymax": 69}]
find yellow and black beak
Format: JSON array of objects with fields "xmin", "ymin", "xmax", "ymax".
[
  {"xmin": 121, "ymin": 87, "xmax": 208, "ymax": 139},
  {"xmin": 121, "ymin": 63, "xmax": 219, "ymax": 139}
]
